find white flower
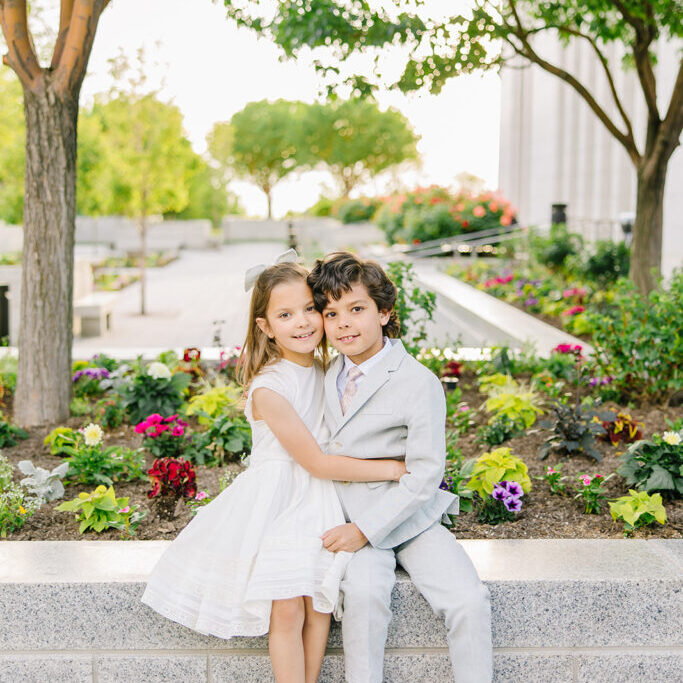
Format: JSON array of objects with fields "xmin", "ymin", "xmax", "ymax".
[
  {"xmin": 147, "ymin": 361, "xmax": 172, "ymax": 380},
  {"xmin": 662, "ymin": 431, "xmax": 681, "ymax": 446},
  {"xmin": 82, "ymin": 423, "xmax": 103, "ymax": 447}
]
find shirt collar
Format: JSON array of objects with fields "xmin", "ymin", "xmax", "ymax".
[{"xmin": 343, "ymin": 337, "xmax": 392, "ymax": 376}]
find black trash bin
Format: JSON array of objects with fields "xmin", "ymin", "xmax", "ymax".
[{"xmin": 0, "ymin": 285, "xmax": 8, "ymax": 340}]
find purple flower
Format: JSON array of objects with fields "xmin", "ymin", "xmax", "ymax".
[
  {"xmin": 504, "ymin": 497, "xmax": 522, "ymax": 512},
  {"xmin": 439, "ymin": 476, "xmax": 453, "ymax": 492},
  {"xmin": 492, "ymin": 485, "xmax": 509, "ymax": 501},
  {"xmin": 524, "ymin": 296, "xmax": 539, "ymax": 307},
  {"xmin": 504, "ymin": 481, "xmax": 524, "ymax": 498},
  {"xmin": 589, "ymin": 377, "xmax": 599, "ymax": 387}
]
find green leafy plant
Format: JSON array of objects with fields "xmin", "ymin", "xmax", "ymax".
[
  {"xmin": 385, "ymin": 261, "xmax": 436, "ymax": 356},
  {"xmin": 586, "ymin": 273, "xmax": 682, "ymax": 403},
  {"xmin": 0, "ymin": 453, "xmax": 13, "ymax": 490},
  {"xmin": 535, "ymin": 463, "xmax": 568, "ymax": 496},
  {"xmin": 93, "ymin": 395, "xmax": 126, "ymax": 429},
  {"xmin": 0, "ymin": 483, "xmax": 39, "ymax": 537},
  {"xmin": 581, "ymin": 240, "xmax": 629, "ymax": 285},
  {"xmin": 186, "ymin": 382, "xmax": 241, "ymax": 425},
  {"xmin": 334, "ymin": 197, "xmax": 378, "ymax": 223},
  {"xmin": 617, "ymin": 431, "xmax": 683, "ymax": 497},
  {"xmin": 56, "ymin": 485, "xmax": 143, "ymax": 534},
  {"xmin": 609, "ymin": 490, "xmax": 667, "ymax": 536},
  {"xmin": 192, "ymin": 413, "xmax": 252, "ymax": 466},
  {"xmin": 574, "ymin": 473, "xmax": 612, "ymax": 514},
  {"xmin": 0, "ymin": 411, "xmax": 28, "ymax": 447},
  {"xmin": 530, "ymin": 224, "xmax": 582, "ymax": 267},
  {"xmin": 65, "ymin": 423, "xmax": 146, "ymax": 486},
  {"xmin": 120, "ymin": 366, "xmax": 190, "ymax": 425},
  {"xmin": 465, "ymin": 447, "xmax": 532, "ymax": 499},
  {"xmin": 44, "ymin": 427, "xmax": 82, "ymax": 456},
  {"xmin": 70, "ymin": 397, "xmax": 92, "ymax": 416},
  {"xmin": 476, "ymin": 416, "xmax": 525, "ymax": 447}
]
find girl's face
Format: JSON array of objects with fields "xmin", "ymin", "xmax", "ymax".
[{"xmin": 256, "ymin": 278, "xmax": 324, "ymax": 366}]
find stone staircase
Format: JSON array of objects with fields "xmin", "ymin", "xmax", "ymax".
[{"xmin": 0, "ymin": 539, "xmax": 680, "ymax": 682}]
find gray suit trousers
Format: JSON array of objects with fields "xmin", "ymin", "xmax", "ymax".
[{"xmin": 340, "ymin": 523, "xmax": 493, "ymax": 683}]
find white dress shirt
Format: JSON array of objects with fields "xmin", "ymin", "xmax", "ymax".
[{"xmin": 336, "ymin": 337, "xmax": 392, "ymax": 401}]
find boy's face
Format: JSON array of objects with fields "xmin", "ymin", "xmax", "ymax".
[{"xmin": 322, "ymin": 281, "xmax": 390, "ymax": 365}]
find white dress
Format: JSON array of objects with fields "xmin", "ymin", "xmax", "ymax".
[{"xmin": 141, "ymin": 358, "xmax": 351, "ymax": 639}]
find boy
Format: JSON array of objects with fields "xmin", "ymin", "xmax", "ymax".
[{"xmin": 308, "ymin": 252, "xmax": 493, "ymax": 683}]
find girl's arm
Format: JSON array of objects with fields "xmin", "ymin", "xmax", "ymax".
[{"xmin": 252, "ymin": 388, "xmax": 406, "ymax": 482}]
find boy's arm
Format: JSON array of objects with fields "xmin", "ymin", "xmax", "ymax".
[{"xmin": 350, "ymin": 372, "xmax": 447, "ymax": 548}]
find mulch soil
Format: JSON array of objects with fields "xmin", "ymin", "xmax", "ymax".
[{"xmin": 2, "ymin": 371, "xmax": 681, "ymax": 542}]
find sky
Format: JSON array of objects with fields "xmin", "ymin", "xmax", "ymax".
[{"xmin": 36, "ymin": 0, "xmax": 502, "ymax": 218}]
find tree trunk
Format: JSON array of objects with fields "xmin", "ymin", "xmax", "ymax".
[
  {"xmin": 139, "ymin": 212, "xmax": 147, "ymax": 315},
  {"xmin": 15, "ymin": 79, "xmax": 78, "ymax": 426},
  {"xmin": 266, "ymin": 190, "xmax": 272, "ymax": 219},
  {"xmin": 631, "ymin": 155, "xmax": 668, "ymax": 295}
]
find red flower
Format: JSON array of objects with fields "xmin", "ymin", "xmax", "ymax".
[
  {"xmin": 461, "ymin": 220, "xmax": 470, "ymax": 229},
  {"xmin": 183, "ymin": 347, "xmax": 201, "ymax": 362}
]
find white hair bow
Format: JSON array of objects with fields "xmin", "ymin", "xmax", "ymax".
[{"xmin": 244, "ymin": 248, "xmax": 299, "ymax": 292}]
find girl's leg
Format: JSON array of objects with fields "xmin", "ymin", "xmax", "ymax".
[
  {"xmin": 269, "ymin": 597, "xmax": 306, "ymax": 683},
  {"xmin": 302, "ymin": 596, "xmax": 331, "ymax": 683}
]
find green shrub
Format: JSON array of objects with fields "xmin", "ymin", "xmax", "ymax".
[
  {"xmin": 334, "ymin": 198, "xmax": 378, "ymax": 223},
  {"xmin": 609, "ymin": 490, "xmax": 667, "ymax": 536},
  {"xmin": 476, "ymin": 416, "xmax": 525, "ymax": 447},
  {"xmin": 192, "ymin": 413, "xmax": 252, "ymax": 466},
  {"xmin": 306, "ymin": 195, "xmax": 335, "ymax": 217},
  {"xmin": 617, "ymin": 431, "xmax": 683, "ymax": 497},
  {"xmin": 485, "ymin": 389, "xmax": 543, "ymax": 429},
  {"xmin": 466, "ymin": 447, "xmax": 532, "ymax": 498},
  {"xmin": 0, "ymin": 454, "xmax": 39, "ymax": 537},
  {"xmin": 385, "ymin": 261, "xmax": 436, "ymax": 356},
  {"xmin": 530, "ymin": 224, "xmax": 582, "ymax": 267},
  {"xmin": 0, "ymin": 412, "xmax": 28, "ymax": 448},
  {"xmin": 581, "ymin": 240, "xmax": 629, "ymax": 284},
  {"xmin": 120, "ymin": 367, "xmax": 190, "ymax": 425},
  {"xmin": 93, "ymin": 396, "xmax": 126, "ymax": 429},
  {"xmin": 586, "ymin": 273, "xmax": 682, "ymax": 403}
]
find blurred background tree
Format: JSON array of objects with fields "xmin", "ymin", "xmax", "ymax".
[
  {"xmin": 303, "ymin": 98, "xmax": 418, "ymax": 196},
  {"xmin": 223, "ymin": 0, "xmax": 683, "ymax": 296},
  {"xmin": 0, "ymin": 72, "xmax": 24, "ymax": 226}
]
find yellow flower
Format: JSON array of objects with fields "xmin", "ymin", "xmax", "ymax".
[
  {"xmin": 82, "ymin": 423, "xmax": 103, "ymax": 447},
  {"xmin": 19, "ymin": 506, "xmax": 26, "ymax": 514},
  {"xmin": 662, "ymin": 431, "xmax": 681, "ymax": 446}
]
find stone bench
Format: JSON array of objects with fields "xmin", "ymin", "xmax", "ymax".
[
  {"xmin": 73, "ymin": 292, "xmax": 117, "ymax": 337},
  {"xmin": 0, "ymin": 539, "xmax": 680, "ymax": 682}
]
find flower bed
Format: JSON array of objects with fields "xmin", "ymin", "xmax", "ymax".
[{"xmin": 0, "ymin": 343, "xmax": 680, "ymax": 542}]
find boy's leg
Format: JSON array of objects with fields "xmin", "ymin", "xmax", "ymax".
[
  {"xmin": 396, "ymin": 523, "xmax": 493, "ymax": 683},
  {"xmin": 340, "ymin": 544, "xmax": 397, "ymax": 683}
]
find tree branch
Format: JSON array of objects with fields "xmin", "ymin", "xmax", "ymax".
[
  {"xmin": 660, "ymin": 58, "xmax": 683, "ymax": 156},
  {"xmin": 526, "ymin": 22, "xmax": 636, "ymax": 151},
  {"xmin": 0, "ymin": 0, "xmax": 41, "ymax": 86},
  {"xmin": 505, "ymin": 0, "xmax": 640, "ymax": 164},
  {"xmin": 51, "ymin": 0, "xmax": 76, "ymax": 70},
  {"xmin": 53, "ymin": 0, "xmax": 107, "ymax": 94}
]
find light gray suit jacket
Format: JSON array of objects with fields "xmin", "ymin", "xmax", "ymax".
[{"xmin": 325, "ymin": 339, "xmax": 459, "ymax": 550}]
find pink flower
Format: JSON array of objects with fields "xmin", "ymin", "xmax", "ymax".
[
  {"xmin": 134, "ymin": 421, "xmax": 149, "ymax": 434},
  {"xmin": 118, "ymin": 506, "xmax": 130, "ymax": 514},
  {"xmin": 195, "ymin": 491, "xmax": 208, "ymax": 501},
  {"xmin": 172, "ymin": 426, "xmax": 184, "ymax": 437},
  {"xmin": 459, "ymin": 405, "xmax": 470, "ymax": 413},
  {"xmin": 581, "ymin": 475, "xmax": 592, "ymax": 486},
  {"xmin": 489, "ymin": 201, "xmax": 499, "ymax": 212},
  {"xmin": 547, "ymin": 467, "xmax": 556, "ymax": 474},
  {"xmin": 153, "ymin": 425, "xmax": 167, "ymax": 437},
  {"xmin": 473, "ymin": 205, "xmax": 486, "ymax": 217},
  {"xmin": 500, "ymin": 215, "xmax": 512, "ymax": 227},
  {"xmin": 562, "ymin": 305, "xmax": 586, "ymax": 317},
  {"xmin": 456, "ymin": 202, "xmax": 465, "ymax": 212},
  {"xmin": 147, "ymin": 414, "xmax": 163, "ymax": 424}
]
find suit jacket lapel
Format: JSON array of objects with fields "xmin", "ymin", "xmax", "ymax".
[
  {"xmin": 325, "ymin": 354, "xmax": 344, "ymax": 431},
  {"xmin": 334, "ymin": 340, "xmax": 406, "ymax": 433}
]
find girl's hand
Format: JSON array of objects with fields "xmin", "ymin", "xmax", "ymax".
[{"xmin": 392, "ymin": 460, "xmax": 408, "ymax": 481}]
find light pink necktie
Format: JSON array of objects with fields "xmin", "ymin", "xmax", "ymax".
[{"xmin": 341, "ymin": 366, "xmax": 363, "ymax": 415}]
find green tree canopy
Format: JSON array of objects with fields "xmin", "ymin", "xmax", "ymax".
[
  {"xmin": 224, "ymin": 0, "xmax": 683, "ymax": 294},
  {"xmin": 208, "ymin": 99, "xmax": 309, "ymax": 218},
  {"xmin": 304, "ymin": 98, "xmax": 418, "ymax": 196},
  {"xmin": 0, "ymin": 72, "xmax": 25, "ymax": 225}
]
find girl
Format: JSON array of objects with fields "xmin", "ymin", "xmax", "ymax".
[{"xmin": 141, "ymin": 257, "xmax": 406, "ymax": 683}]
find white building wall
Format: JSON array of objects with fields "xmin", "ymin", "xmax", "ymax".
[{"xmin": 498, "ymin": 35, "xmax": 682, "ymax": 277}]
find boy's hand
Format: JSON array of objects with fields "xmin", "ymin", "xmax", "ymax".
[{"xmin": 321, "ymin": 523, "xmax": 368, "ymax": 552}]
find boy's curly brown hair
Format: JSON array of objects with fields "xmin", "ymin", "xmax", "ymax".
[{"xmin": 307, "ymin": 252, "xmax": 401, "ymax": 338}]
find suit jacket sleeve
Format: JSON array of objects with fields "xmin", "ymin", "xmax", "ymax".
[{"xmin": 352, "ymin": 371, "xmax": 447, "ymax": 547}]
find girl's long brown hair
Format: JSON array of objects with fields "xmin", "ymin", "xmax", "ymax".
[{"xmin": 237, "ymin": 262, "xmax": 327, "ymax": 388}]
